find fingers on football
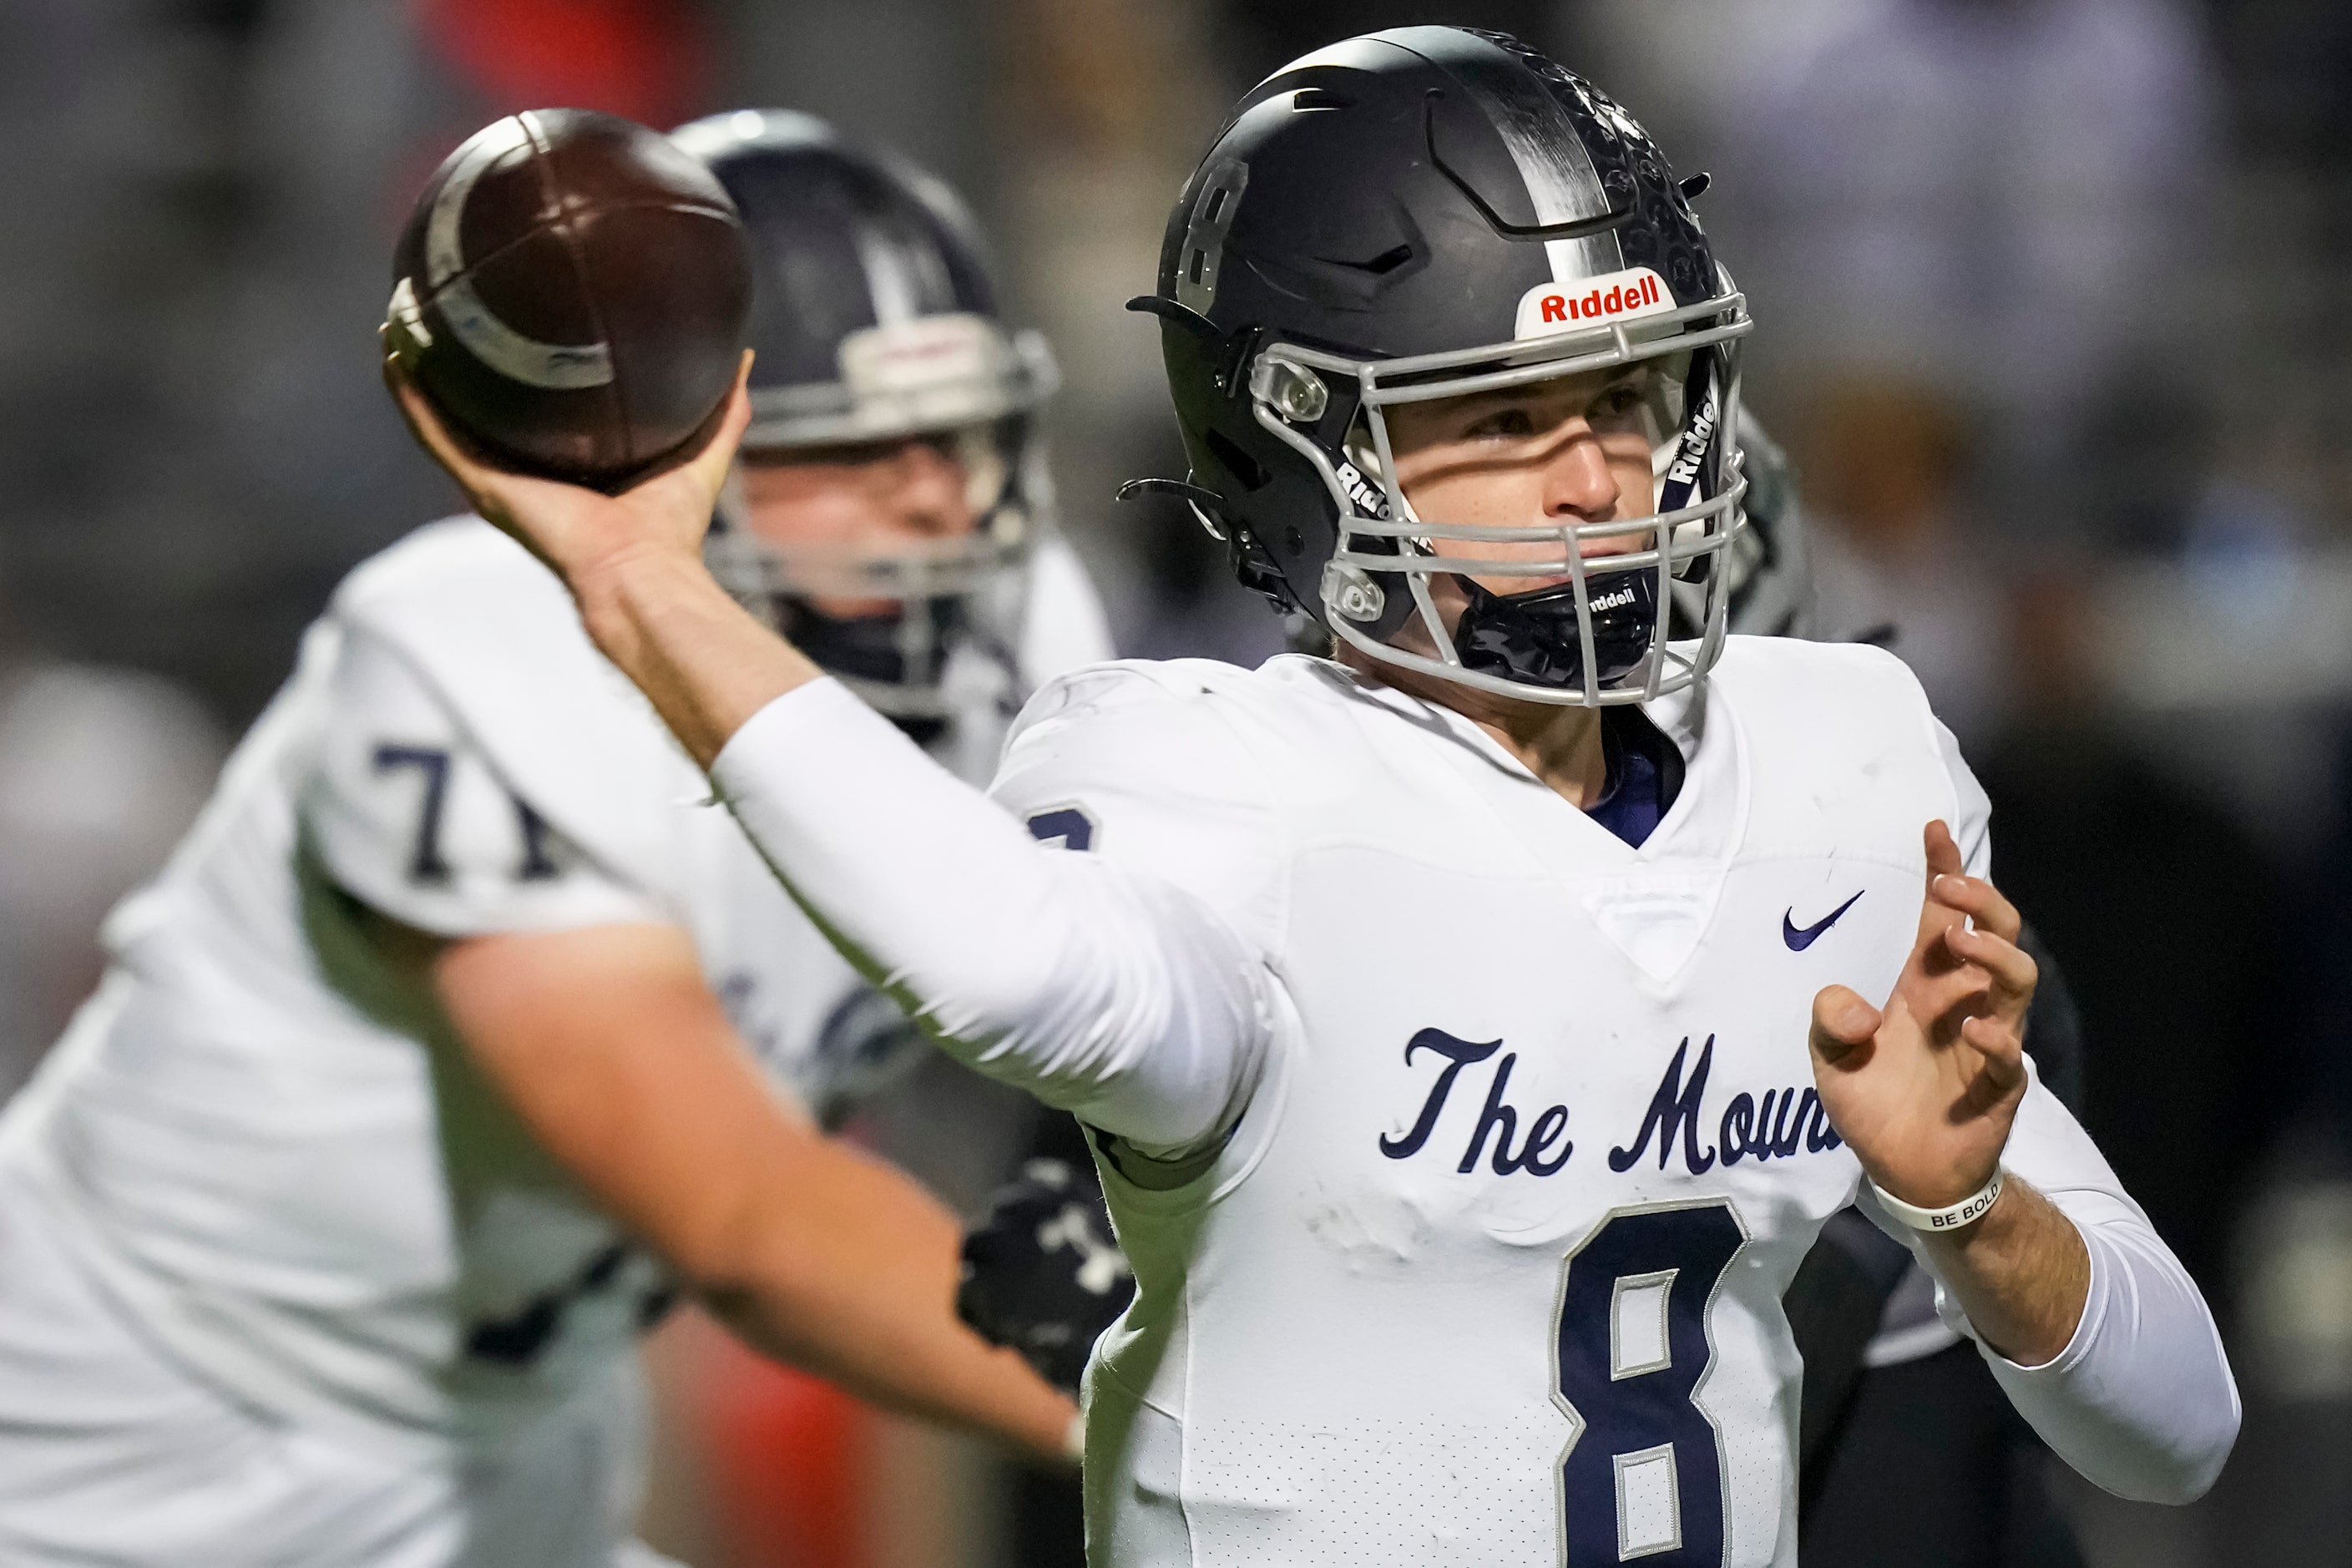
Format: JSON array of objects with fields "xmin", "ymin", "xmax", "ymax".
[
  {"xmin": 382, "ymin": 349, "xmax": 452, "ymax": 468},
  {"xmin": 382, "ymin": 352, "xmax": 454, "ymax": 470},
  {"xmin": 384, "ymin": 357, "xmax": 505, "ymax": 513},
  {"xmin": 1808, "ymin": 984, "xmax": 1880, "ymax": 1068},
  {"xmin": 655, "ymin": 351, "xmax": 756, "ymax": 504}
]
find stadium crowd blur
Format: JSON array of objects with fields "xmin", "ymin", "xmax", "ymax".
[{"xmin": 1, "ymin": 0, "xmax": 2348, "ymax": 1563}]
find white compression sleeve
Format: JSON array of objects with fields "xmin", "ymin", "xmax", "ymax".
[
  {"xmin": 710, "ymin": 679, "xmax": 1269, "ymax": 1151},
  {"xmin": 1864, "ymin": 1071, "xmax": 2240, "ymax": 1504},
  {"xmin": 1985, "ymin": 1190, "xmax": 2239, "ymax": 1503}
]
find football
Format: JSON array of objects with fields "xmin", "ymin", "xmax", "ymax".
[{"xmin": 386, "ymin": 109, "xmax": 752, "ymax": 493}]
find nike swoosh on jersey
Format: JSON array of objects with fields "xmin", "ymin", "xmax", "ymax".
[{"xmin": 1783, "ymin": 890, "xmax": 1864, "ymax": 951}]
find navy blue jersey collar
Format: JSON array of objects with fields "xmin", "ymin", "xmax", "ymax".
[{"xmin": 1586, "ymin": 705, "xmax": 1686, "ymax": 849}]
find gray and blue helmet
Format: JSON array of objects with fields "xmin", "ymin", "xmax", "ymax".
[{"xmin": 671, "ymin": 109, "xmax": 1056, "ymax": 736}]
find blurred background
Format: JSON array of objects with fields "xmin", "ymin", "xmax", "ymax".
[{"xmin": 1, "ymin": 0, "xmax": 2348, "ymax": 1563}]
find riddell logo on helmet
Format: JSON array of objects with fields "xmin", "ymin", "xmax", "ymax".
[
  {"xmin": 1334, "ymin": 459, "xmax": 1391, "ymax": 520},
  {"xmin": 1666, "ymin": 382, "xmax": 1719, "ymax": 489},
  {"xmin": 1514, "ymin": 267, "xmax": 1673, "ymax": 341}
]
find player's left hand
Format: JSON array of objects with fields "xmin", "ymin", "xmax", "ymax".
[
  {"xmin": 1808, "ymin": 820, "xmax": 2037, "ymax": 1211},
  {"xmin": 383, "ymin": 341, "xmax": 752, "ymax": 591}
]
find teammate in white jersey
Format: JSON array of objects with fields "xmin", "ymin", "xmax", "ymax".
[
  {"xmin": 392, "ymin": 30, "xmax": 2239, "ymax": 1568},
  {"xmin": 0, "ymin": 113, "xmax": 1095, "ymax": 1565}
]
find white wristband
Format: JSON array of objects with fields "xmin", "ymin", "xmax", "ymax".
[{"xmin": 1870, "ymin": 1168, "xmax": 2006, "ymax": 1233}]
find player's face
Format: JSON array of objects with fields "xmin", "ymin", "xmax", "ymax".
[
  {"xmin": 737, "ymin": 432, "xmax": 985, "ymax": 616},
  {"xmin": 1383, "ymin": 362, "xmax": 1661, "ymax": 618}
]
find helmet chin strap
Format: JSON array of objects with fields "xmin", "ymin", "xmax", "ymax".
[{"xmin": 704, "ymin": 451, "xmax": 1031, "ymax": 743}]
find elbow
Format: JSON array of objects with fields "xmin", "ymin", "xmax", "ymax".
[
  {"xmin": 902, "ymin": 954, "xmax": 1070, "ymax": 1062},
  {"xmin": 898, "ymin": 903, "xmax": 1159, "ymax": 1085},
  {"xmin": 2067, "ymin": 1339, "xmax": 2243, "ymax": 1506},
  {"xmin": 2138, "ymin": 1383, "xmax": 2241, "ymax": 1505},
  {"xmin": 2051, "ymin": 1390, "xmax": 2238, "ymax": 1506}
]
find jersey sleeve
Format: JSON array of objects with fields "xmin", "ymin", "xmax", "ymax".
[
  {"xmin": 305, "ymin": 621, "xmax": 667, "ymax": 938},
  {"xmin": 990, "ymin": 665, "xmax": 1289, "ymax": 960},
  {"xmin": 1859, "ymin": 1062, "xmax": 2240, "ymax": 1504},
  {"xmin": 709, "ymin": 670, "xmax": 1278, "ymax": 1153},
  {"xmin": 1933, "ymin": 717, "xmax": 1994, "ymax": 880}
]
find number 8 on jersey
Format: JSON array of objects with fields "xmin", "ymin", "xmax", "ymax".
[{"xmin": 1555, "ymin": 1201, "xmax": 1747, "ymax": 1563}]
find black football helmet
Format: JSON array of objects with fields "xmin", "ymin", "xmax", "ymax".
[
  {"xmin": 670, "ymin": 110, "xmax": 1058, "ymax": 735},
  {"xmin": 1128, "ymin": 28, "xmax": 1752, "ymax": 706}
]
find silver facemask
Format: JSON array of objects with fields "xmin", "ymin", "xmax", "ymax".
[
  {"xmin": 705, "ymin": 315, "xmax": 1058, "ymax": 734},
  {"xmin": 1252, "ymin": 268, "xmax": 1753, "ymax": 706}
]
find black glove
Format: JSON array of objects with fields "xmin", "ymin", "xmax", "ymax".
[{"xmin": 958, "ymin": 1157, "xmax": 1136, "ymax": 1396}]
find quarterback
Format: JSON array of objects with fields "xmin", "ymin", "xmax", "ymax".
[
  {"xmin": 398, "ymin": 31, "xmax": 2238, "ymax": 1568},
  {"xmin": 0, "ymin": 114, "xmax": 1091, "ymax": 1565}
]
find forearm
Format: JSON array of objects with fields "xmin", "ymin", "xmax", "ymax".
[
  {"xmin": 1892, "ymin": 1176, "xmax": 2239, "ymax": 1502},
  {"xmin": 437, "ymin": 923, "xmax": 1078, "ymax": 1462},
  {"xmin": 695, "ymin": 1141, "xmax": 1077, "ymax": 1466},
  {"xmin": 1918, "ymin": 1176, "xmax": 2086, "ymax": 1365},
  {"xmin": 571, "ymin": 544, "xmax": 817, "ymax": 766},
  {"xmin": 392, "ymin": 359, "xmax": 791, "ymax": 768}
]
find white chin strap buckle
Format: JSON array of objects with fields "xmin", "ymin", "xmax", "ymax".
[{"xmin": 1870, "ymin": 1168, "xmax": 2005, "ymax": 1233}]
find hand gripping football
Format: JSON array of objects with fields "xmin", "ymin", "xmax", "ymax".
[{"xmin": 386, "ymin": 109, "xmax": 752, "ymax": 493}]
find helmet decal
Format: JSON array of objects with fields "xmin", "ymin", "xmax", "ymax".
[
  {"xmin": 1175, "ymin": 159, "xmax": 1250, "ymax": 316},
  {"xmin": 1515, "ymin": 268, "xmax": 1672, "ymax": 337},
  {"xmin": 1657, "ymin": 355, "xmax": 1721, "ymax": 516}
]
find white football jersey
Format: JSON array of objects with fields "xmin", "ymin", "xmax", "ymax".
[
  {"xmin": 973, "ymin": 640, "xmax": 2112, "ymax": 1567},
  {"xmin": 0, "ymin": 515, "xmax": 1111, "ymax": 1454}
]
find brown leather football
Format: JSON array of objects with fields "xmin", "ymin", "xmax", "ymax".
[{"xmin": 387, "ymin": 109, "xmax": 751, "ymax": 493}]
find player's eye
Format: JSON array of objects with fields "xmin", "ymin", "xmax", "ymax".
[
  {"xmin": 1459, "ymin": 406, "xmax": 1538, "ymax": 440},
  {"xmin": 1593, "ymin": 382, "xmax": 1646, "ymax": 420}
]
